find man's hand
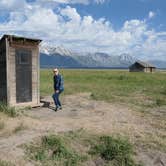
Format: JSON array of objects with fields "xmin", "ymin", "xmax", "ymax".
[{"xmin": 56, "ymin": 90, "xmax": 59, "ymax": 93}]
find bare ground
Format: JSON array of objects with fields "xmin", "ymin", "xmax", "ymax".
[{"xmin": 0, "ymin": 93, "xmax": 165, "ymax": 166}]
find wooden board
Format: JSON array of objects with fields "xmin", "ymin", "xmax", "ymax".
[{"xmin": 16, "ymin": 49, "xmax": 32, "ymax": 103}]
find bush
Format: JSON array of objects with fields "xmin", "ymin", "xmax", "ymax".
[
  {"xmin": 0, "ymin": 102, "xmax": 17, "ymax": 117},
  {"xmin": 25, "ymin": 134, "xmax": 87, "ymax": 166},
  {"xmin": 156, "ymin": 99, "xmax": 166, "ymax": 106},
  {"xmin": 89, "ymin": 136, "xmax": 140, "ymax": 166}
]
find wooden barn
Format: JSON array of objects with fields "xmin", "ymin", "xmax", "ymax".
[
  {"xmin": 0, "ymin": 34, "xmax": 42, "ymax": 107},
  {"xmin": 129, "ymin": 61, "xmax": 156, "ymax": 72}
]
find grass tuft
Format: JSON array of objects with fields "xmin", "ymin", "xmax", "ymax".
[
  {"xmin": 13, "ymin": 122, "xmax": 27, "ymax": 133},
  {"xmin": 0, "ymin": 102, "xmax": 17, "ymax": 117},
  {"xmin": 25, "ymin": 134, "xmax": 87, "ymax": 166},
  {"xmin": 156, "ymin": 98, "xmax": 166, "ymax": 106},
  {"xmin": 0, "ymin": 121, "xmax": 5, "ymax": 130},
  {"xmin": 89, "ymin": 135, "xmax": 140, "ymax": 166},
  {"xmin": 0, "ymin": 159, "xmax": 15, "ymax": 166}
]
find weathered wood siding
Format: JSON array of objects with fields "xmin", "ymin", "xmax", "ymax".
[
  {"xmin": 7, "ymin": 40, "xmax": 40, "ymax": 106},
  {"xmin": 144, "ymin": 67, "xmax": 156, "ymax": 73},
  {"xmin": 129, "ymin": 62, "xmax": 156, "ymax": 73},
  {"xmin": 129, "ymin": 63, "xmax": 144, "ymax": 72},
  {"xmin": 16, "ymin": 49, "xmax": 32, "ymax": 103},
  {"xmin": 0, "ymin": 38, "xmax": 7, "ymax": 102}
]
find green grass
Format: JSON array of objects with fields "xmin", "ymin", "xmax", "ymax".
[
  {"xmin": 40, "ymin": 69, "xmax": 166, "ymax": 110},
  {"xmin": 25, "ymin": 132, "xmax": 87, "ymax": 166},
  {"xmin": 0, "ymin": 102, "xmax": 17, "ymax": 117},
  {"xmin": 0, "ymin": 160, "xmax": 15, "ymax": 166},
  {"xmin": 25, "ymin": 130, "xmax": 142, "ymax": 166},
  {"xmin": 89, "ymin": 136, "xmax": 142, "ymax": 166}
]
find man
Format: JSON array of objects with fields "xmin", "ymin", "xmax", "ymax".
[{"xmin": 52, "ymin": 68, "xmax": 64, "ymax": 111}]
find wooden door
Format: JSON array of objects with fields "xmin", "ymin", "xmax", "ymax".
[{"xmin": 16, "ymin": 49, "xmax": 32, "ymax": 103}]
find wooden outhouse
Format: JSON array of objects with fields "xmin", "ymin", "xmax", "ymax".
[
  {"xmin": 0, "ymin": 34, "xmax": 42, "ymax": 107},
  {"xmin": 129, "ymin": 61, "xmax": 156, "ymax": 73}
]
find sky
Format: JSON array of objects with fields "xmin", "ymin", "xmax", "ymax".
[{"xmin": 0, "ymin": 0, "xmax": 166, "ymax": 60}]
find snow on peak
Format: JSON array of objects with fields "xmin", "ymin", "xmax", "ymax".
[{"xmin": 40, "ymin": 44, "xmax": 72, "ymax": 56}]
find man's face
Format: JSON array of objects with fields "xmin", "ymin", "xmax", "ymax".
[{"xmin": 53, "ymin": 69, "xmax": 59, "ymax": 75}]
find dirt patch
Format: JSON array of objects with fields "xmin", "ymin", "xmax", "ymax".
[{"xmin": 0, "ymin": 93, "xmax": 165, "ymax": 166}]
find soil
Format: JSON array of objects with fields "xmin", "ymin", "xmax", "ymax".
[{"xmin": 0, "ymin": 93, "xmax": 165, "ymax": 166}]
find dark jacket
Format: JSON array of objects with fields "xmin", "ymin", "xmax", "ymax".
[{"xmin": 53, "ymin": 74, "xmax": 63, "ymax": 91}]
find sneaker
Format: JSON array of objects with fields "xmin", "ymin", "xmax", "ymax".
[
  {"xmin": 54, "ymin": 106, "xmax": 58, "ymax": 111},
  {"xmin": 54, "ymin": 106, "xmax": 62, "ymax": 111}
]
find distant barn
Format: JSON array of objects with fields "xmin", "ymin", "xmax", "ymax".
[
  {"xmin": 0, "ymin": 34, "xmax": 42, "ymax": 107},
  {"xmin": 129, "ymin": 61, "xmax": 156, "ymax": 72}
]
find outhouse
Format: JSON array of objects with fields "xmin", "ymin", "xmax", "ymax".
[{"xmin": 0, "ymin": 34, "xmax": 42, "ymax": 107}]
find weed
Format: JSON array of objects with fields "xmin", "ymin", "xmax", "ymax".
[
  {"xmin": 25, "ymin": 134, "xmax": 87, "ymax": 166},
  {"xmin": 89, "ymin": 136, "xmax": 140, "ymax": 166},
  {"xmin": 156, "ymin": 99, "xmax": 166, "ymax": 106},
  {"xmin": 13, "ymin": 122, "xmax": 27, "ymax": 133},
  {"xmin": 0, "ymin": 121, "xmax": 5, "ymax": 130},
  {"xmin": 0, "ymin": 102, "xmax": 17, "ymax": 117},
  {"xmin": 0, "ymin": 159, "xmax": 15, "ymax": 166}
]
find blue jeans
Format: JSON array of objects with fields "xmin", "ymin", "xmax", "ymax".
[{"xmin": 52, "ymin": 90, "xmax": 63, "ymax": 107}]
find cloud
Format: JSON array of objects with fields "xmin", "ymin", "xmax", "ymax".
[
  {"xmin": 0, "ymin": 0, "xmax": 108, "ymax": 13},
  {"xmin": 60, "ymin": 6, "xmax": 81, "ymax": 22},
  {"xmin": 34, "ymin": 0, "xmax": 107, "ymax": 5},
  {"xmin": 94, "ymin": 0, "xmax": 109, "ymax": 4},
  {"xmin": 0, "ymin": 0, "xmax": 28, "ymax": 11},
  {"xmin": 0, "ymin": 2, "xmax": 165, "ymax": 60},
  {"xmin": 148, "ymin": 11, "xmax": 155, "ymax": 19}
]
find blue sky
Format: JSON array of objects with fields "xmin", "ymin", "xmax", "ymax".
[
  {"xmin": 0, "ymin": 0, "xmax": 166, "ymax": 60},
  {"xmin": 71, "ymin": 0, "xmax": 166, "ymax": 31}
]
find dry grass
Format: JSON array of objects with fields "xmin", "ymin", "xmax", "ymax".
[
  {"xmin": 0, "ymin": 121, "xmax": 5, "ymax": 130},
  {"xmin": 13, "ymin": 122, "xmax": 27, "ymax": 134}
]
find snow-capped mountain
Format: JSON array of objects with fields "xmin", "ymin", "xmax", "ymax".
[
  {"xmin": 40, "ymin": 44, "xmax": 72, "ymax": 56},
  {"xmin": 40, "ymin": 45, "xmax": 165, "ymax": 68}
]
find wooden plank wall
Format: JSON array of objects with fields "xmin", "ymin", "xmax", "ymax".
[
  {"xmin": 7, "ymin": 41, "xmax": 40, "ymax": 106},
  {"xmin": 0, "ymin": 38, "xmax": 7, "ymax": 103}
]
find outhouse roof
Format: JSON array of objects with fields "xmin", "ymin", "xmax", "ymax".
[{"xmin": 0, "ymin": 34, "xmax": 42, "ymax": 44}]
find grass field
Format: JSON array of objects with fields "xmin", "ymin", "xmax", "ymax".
[
  {"xmin": 0, "ymin": 69, "xmax": 165, "ymax": 165},
  {"xmin": 41, "ymin": 69, "xmax": 166, "ymax": 111}
]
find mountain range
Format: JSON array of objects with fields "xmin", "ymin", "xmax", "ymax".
[{"xmin": 40, "ymin": 45, "xmax": 166, "ymax": 69}]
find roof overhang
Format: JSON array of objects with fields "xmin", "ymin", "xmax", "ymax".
[{"xmin": 1, "ymin": 34, "xmax": 42, "ymax": 44}]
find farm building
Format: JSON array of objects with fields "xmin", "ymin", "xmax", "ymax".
[
  {"xmin": 0, "ymin": 34, "xmax": 42, "ymax": 107},
  {"xmin": 129, "ymin": 61, "xmax": 156, "ymax": 72}
]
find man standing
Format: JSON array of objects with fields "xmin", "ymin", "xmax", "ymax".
[{"xmin": 52, "ymin": 68, "xmax": 64, "ymax": 111}]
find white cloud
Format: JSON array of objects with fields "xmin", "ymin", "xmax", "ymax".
[
  {"xmin": 0, "ymin": 0, "xmax": 28, "ymax": 11},
  {"xmin": 94, "ymin": 0, "xmax": 108, "ymax": 4},
  {"xmin": 148, "ymin": 11, "xmax": 155, "ymax": 19},
  {"xmin": 0, "ymin": 3, "xmax": 165, "ymax": 61},
  {"xmin": 0, "ymin": 0, "xmax": 108, "ymax": 13},
  {"xmin": 34, "ymin": 0, "xmax": 106, "ymax": 5},
  {"xmin": 60, "ymin": 6, "xmax": 81, "ymax": 22}
]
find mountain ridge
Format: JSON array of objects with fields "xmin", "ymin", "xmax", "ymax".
[{"xmin": 40, "ymin": 45, "xmax": 166, "ymax": 69}]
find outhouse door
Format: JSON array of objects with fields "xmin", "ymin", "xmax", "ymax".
[{"xmin": 16, "ymin": 49, "xmax": 32, "ymax": 103}]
